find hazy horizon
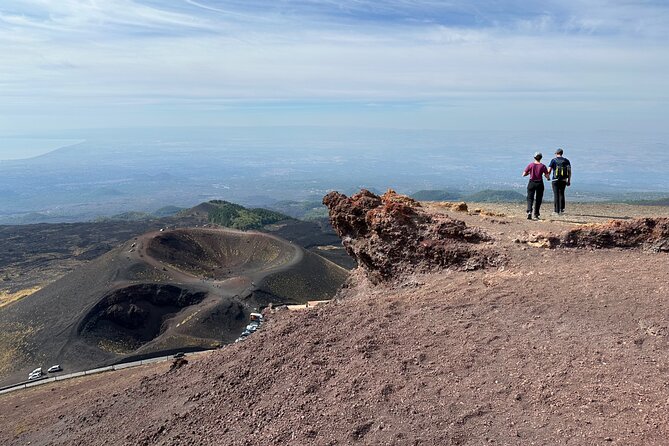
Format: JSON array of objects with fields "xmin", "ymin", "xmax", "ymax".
[{"xmin": 2, "ymin": 126, "xmax": 669, "ymax": 225}]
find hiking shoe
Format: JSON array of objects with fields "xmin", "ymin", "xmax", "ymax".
[
  {"xmin": 527, "ymin": 213, "xmax": 532, "ymax": 220},
  {"xmin": 533, "ymin": 215, "xmax": 541, "ymax": 220}
]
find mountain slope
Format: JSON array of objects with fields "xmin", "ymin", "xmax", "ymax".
[{"xmin": 2, "ymin": 193, "xmax": 669, "ymax": 445}]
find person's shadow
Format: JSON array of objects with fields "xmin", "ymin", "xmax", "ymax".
[{"xmin": 571, "ymin": 213, "xmax": 632, "ymax": 220}]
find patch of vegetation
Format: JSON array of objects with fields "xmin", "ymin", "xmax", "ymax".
[
  {"xmin": 303, "ymin": 207, "xmax": 329, "ymax": 220},
  {"xmin": 628, "ymin": 197, "xmax": 669, "ymax": 206},
  {"xmin": 0, "ymin": 286, "xmax": 42, "ymax": 309},
  {"xmin": 269, "ymin": 200, "xmax": 328, "ymax": 220},
  {"xmin": 98, "ymin": 338, "xmax": 138, "ymax": 354},
  {"xmin": 0, "ymin": 321, "xmax": 39, "ymax": 374},
  {"xmin": 3, "ymin": 212, "xmax": 54, "ymax": 224},
  {"xmin": 411, "ymin": 190, "xmax": 461, "ymax": 201},
  {"xmin": 104, "ymin": 211, "xmax": 155, "ymax": 222},
  {"xmin": 153, "ymin": 206, "xmax": 184, "ymax": 217},
  {"xmin": 463, "ymin": 190, "xmax": 525, "ymax": 202},
  {"xmin": 206, "ymin": 200, "xmax": 292, "ymax": 230}
]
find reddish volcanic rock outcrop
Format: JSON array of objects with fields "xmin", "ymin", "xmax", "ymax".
[
  {"xmin": 323, "ymin": 189, "xmax": 504, "ymax": 282},
  {"xmin": 562, "ymin": 217, "xmax": 669, "ymax": 252}
]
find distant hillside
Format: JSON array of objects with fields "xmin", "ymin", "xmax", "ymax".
[
  {"xmin": 463, "ymin": 189, "xmax": 525, "ymax": 202},
  {"xmin": 630, "ymin": 197, "xmax": 669, "ymax": 206},
  {"xmin": 179, "ymin": 200, "xmax": 293, "ymax": 230},
  {"xmin": 94, "ymin": 207, "xmax": 185, "ymax": 223},
  {"xmin": 269, "ymin": 200, "xmax": 328, "ymax": 220},
  {"xmin": 153, "ymin": 206, "xmax": 184, "ymax": 217},
  {"xmin": 0, "ymin": 212, "xmax": 54, "ymax": 224},
  {"xmin": 96, "ymin": 211, "xmax": 155, "ymax": 222},
  {"xmin": 411, "ymin": 190, "xmax": 461, "ymax": 201},
  {"xmin": 411, "ymin": 189, "xmax": 524, "ymax": 203}
]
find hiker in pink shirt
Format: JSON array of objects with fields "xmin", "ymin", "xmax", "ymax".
[{"xmin": 522, "ymin": 152, "xmax": 550, "ymax": 220}]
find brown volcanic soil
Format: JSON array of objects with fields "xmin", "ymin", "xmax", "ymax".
[{"xmin": 2, "ymin": 199, "xmax": 669, "ymax": 445}]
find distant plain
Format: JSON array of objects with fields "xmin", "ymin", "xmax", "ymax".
[{"xmin": 2, "ymin": 127, "xmax": 668, "ymax": 224}]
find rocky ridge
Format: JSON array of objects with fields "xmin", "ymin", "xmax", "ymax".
[
  {"xmin": 562, "ymin": 217, "xmax": 669, "ymax": 252},
  {"xmin": 323, "ymin": 189, "xmax": 504, "ymax": 283},
  {"xmin": 518, "ymin": 217, "xmax": 669, "ymax": 251}
]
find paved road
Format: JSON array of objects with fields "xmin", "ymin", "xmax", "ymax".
[{"xmin": 0, "ymin": 350, "xmax": 210, "ymax": 396}]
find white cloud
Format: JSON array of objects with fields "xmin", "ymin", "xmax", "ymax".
[{"xmin": 0, "ymin": 0, "xmax": 667, "ymax": 133}]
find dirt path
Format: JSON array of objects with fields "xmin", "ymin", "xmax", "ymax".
[{"xmin": 465, "ymin": 201, "xmax": 669, "ymax": 225}]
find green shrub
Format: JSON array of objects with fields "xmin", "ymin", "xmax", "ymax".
[{"xmin": 206, "ymin": 200, "xmax": 292, "ymax": 230}]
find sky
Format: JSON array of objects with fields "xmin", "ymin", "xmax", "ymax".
[{"xmin": 1, "ymin": 0, "xmax": 668, "ymax": 137}]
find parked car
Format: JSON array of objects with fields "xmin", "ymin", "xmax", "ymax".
[{"xmin": 47, "ymin": 364, "xmax": 62, "ymax": 373}]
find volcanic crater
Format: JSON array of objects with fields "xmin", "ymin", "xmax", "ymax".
[
  {"xmin": 78, "ymin": 284, "xmax": 208, "ymax": 353},
  {"xmin": 146, "ymin": 229, "xmax": 296, "ymax": 279},
  {"xmin": 0, "ymin": 227, "xmax": 347, "ymax": 386}
]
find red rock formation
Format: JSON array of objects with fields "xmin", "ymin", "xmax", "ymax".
[
  {"xmin": 323, "ymin": 189, "xmax": 503, "ymax": 283},
  {"xmin": 562, "ymin": 217, "xmax": 669, "ymax": 252}
]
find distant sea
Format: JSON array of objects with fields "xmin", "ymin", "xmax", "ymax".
[{"xmin": 0, "ymin": 138, "xmax": 84, "ymax": 161}]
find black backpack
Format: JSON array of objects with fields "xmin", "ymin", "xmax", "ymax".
[{"xmin": 553, "ymin": 157, "xmax": 570, "ymax": 180}]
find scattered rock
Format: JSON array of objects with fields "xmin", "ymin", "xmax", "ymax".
[
  {"xmin": 350, "ymin": 421, "xmax": 374, "ymax": 440},
  {"xmin": 435, "ymin": 201, "xmax": 469, "ymax": 212},
  {"xmin": 169, "ymin": 357, "xmax": 188, "ymax": 371},
  {"xmin": 638, "ymin": 319, "xmax": 668, "ymax": 337}
]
